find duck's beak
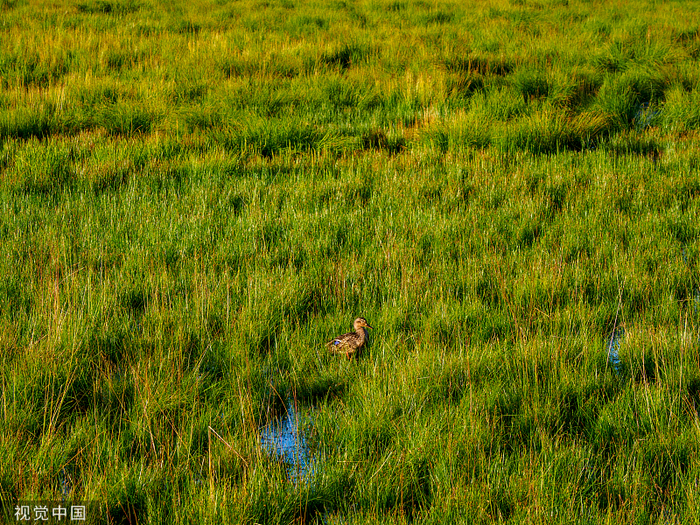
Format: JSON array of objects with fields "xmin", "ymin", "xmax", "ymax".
[{"xmin": 366, "ymin": 323, "xmax": 373, "ymax": 329}]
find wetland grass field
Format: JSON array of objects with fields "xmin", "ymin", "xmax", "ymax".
[{"xmin": 2, "ymin": 0, "xmax": 700, "ymax": 522}]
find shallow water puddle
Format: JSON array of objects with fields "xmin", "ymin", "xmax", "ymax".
[
  {"xmin": 635, "ymin": 102, "xmax": 660, "ymax": 131},
  {"xmin": 260, "ymin": 399, "xmax": 314, "ymax": 483},
  {"xmin": 607, "ymin": 326, "xmax": 624, "ymax": 372}
]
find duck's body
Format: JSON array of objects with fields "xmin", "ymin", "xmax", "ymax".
[{"xmin": 326, "ymin": 317, "xmax": 373, "ymax": 359}]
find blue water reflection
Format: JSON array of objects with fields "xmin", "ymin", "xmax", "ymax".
[
  {"xmin": 260, "ymin": 399, "xmax": 314, "ymax": 483},
  {"xmin": 607, "ymin": 326, "xmax": 624, "ymax": 372}
]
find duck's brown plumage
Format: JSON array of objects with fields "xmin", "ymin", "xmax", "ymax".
[{"xmin": 326, "ymin": 317, "xmax": 373, "ymax": 359}]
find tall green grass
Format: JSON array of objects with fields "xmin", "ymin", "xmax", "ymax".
[
  {"xmin": 1, "ymin": 0, "xmax": 700, "ymax": 523},
  {"xmin": 1, "ymin": 0, "xmax": 699, "ymax": 153}
]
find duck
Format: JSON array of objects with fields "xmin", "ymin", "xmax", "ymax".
[{"xmin": 326, "ymin": 317, "xmax": 373, "ymax": 359}]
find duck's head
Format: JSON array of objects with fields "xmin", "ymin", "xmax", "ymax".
[{"xmin": 354, "ymin": 317, "xmax": 373, "ymax": 330}]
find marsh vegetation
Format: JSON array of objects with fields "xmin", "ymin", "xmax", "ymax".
[{"xmin": 1, "ymin": 0, "xmax": 700, "ymax": 522}]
